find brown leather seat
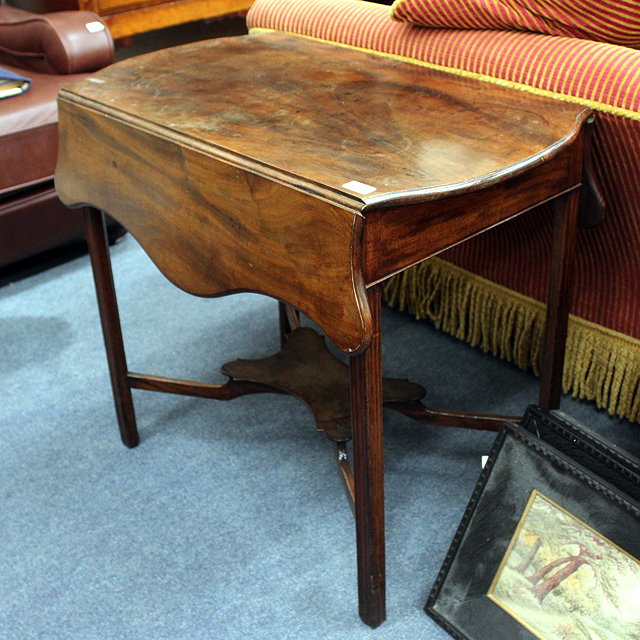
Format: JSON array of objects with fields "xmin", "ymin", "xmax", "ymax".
[{"xmin": 0, "ymin": 5, "xmax": 117, "ymax": 272}]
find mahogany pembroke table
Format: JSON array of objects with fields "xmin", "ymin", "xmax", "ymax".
[{"xmin": 54, "ymin": 32, "xmax": 592, "ymax": 627}]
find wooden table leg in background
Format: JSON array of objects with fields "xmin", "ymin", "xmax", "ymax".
[
  {"xmin": 350, "ymin": 286, "xmax": 386, "ymax": 628},
  {"xmin": 83, "ymin": 206, "xmax": 139, "ymax": 448},
  {"xmin": 278, "ymin": 301, "xmax": 300, "ymax": 348},
  {"xmin": 539, "ymin": 189, "xmax": 581, "ymax": 411}
]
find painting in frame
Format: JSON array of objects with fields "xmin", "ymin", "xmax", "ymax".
[{"xmin": 426, "ymin": 414, "xmax": 640, "ymax": 640}]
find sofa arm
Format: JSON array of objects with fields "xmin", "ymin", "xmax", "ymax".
[{"xmin": 0, "ymin": 5, "xmax": 114, "ymax": 74}]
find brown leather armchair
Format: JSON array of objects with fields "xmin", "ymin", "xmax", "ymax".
[{"xmin": 0, "ymin": 5, "xmax": 118, "ymax": 274}]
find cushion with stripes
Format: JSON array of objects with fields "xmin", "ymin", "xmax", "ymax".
[{"xmin": 390, "ymin": 0, "xmax": 640, "ymax": 48}]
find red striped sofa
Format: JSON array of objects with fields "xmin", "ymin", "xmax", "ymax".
[{"xmin": 247, "ymin": 0, "xmax": 640, "ymax": 423}]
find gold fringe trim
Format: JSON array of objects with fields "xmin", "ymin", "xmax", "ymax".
[
  {"xmin": 249, "ymin": 28, "xmax": 640, "ymax": 122},
  {"xmin": 382, "ymin": 258, "xmax": 640, "ymax": 423}
]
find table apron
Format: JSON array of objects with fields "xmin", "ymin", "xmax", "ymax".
[{"xmin": 361, "ymin": 140, "xmax": 584, "ymax": 286}]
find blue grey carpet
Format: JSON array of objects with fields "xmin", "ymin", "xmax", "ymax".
[{"xmin": 1, "ymin": 235, "xmax": 637, "ymax": 639}]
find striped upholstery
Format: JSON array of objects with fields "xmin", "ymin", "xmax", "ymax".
[
  {"xmin": 247, "ymin": 0, "xmax": 640, "ymax": 421},
  {"xmin": 390, "ymin": 0, "xmax": 640, "ymax": 49}
]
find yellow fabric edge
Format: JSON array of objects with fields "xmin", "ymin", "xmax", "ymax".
[
  {"xmin": 389, "ymin": 0, "xmax": 402, "ymax": 20},
  {"xmin": 249, "ymin": 27, "xmax": 640, "ymax": 121},
  {"xmin": 381, "ymin": 257, "xmax": 640, "ymax": 423}
]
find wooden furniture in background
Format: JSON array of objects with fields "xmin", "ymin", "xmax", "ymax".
[
  {"xmin": 55, "ymin": 33, "xmax": 591, "ymax": 627},
  {"xmin": 7, "ymin": 0, "xmax": 252, "ymax": 38}
]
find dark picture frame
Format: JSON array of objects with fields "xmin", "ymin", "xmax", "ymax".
[
  {"xmin": 520, "ymin": 406, "xmax": 640, "ymax": 502},
  {"xmin": 426, "ymin": 409, "xmax": 640, "ymax": 640}
]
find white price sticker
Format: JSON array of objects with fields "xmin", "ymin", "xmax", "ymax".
[{"xmin": 342, "ymin": 181, "xmax": 377, "ymax": 195}]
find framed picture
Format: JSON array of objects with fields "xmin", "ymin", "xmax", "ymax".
[{"xmin": 426, "ymin": 414, "xmax": 640, "ymax": 640}]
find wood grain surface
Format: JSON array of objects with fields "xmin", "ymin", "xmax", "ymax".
[
  {"xmin": 55, "ymin": 32, "xmax": 590, "ymax": 352},
  {"xmin": 56, "ymin": 99, "xmax": 370, "ymax": 353},
  {"xmin": 58, "ymin": 32, "xmax": 588, "ymax": 207}
]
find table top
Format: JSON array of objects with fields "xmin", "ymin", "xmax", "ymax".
[
  {"xmin": 61, "ymin": 32, "xmax": 589, "ymax": 211},
  {"xmin": 55, "ymin": 31, "xmax": 590, "ymax": 353}
]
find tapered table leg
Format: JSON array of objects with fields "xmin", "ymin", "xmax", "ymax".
[
  {"xmin": 539, "ymin": 189, "xmax": 580, "ymax": 410},
  {"xmin": 83, "ymin": 207, "xmax": 139, "ymax": 448},
  {"xmin": 350, "ymin": 286, "xmax": 385, "ymax": 628},
  {"xmin": 277, "ymin": 301, "xmax": 300, "ymax": 348}
]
